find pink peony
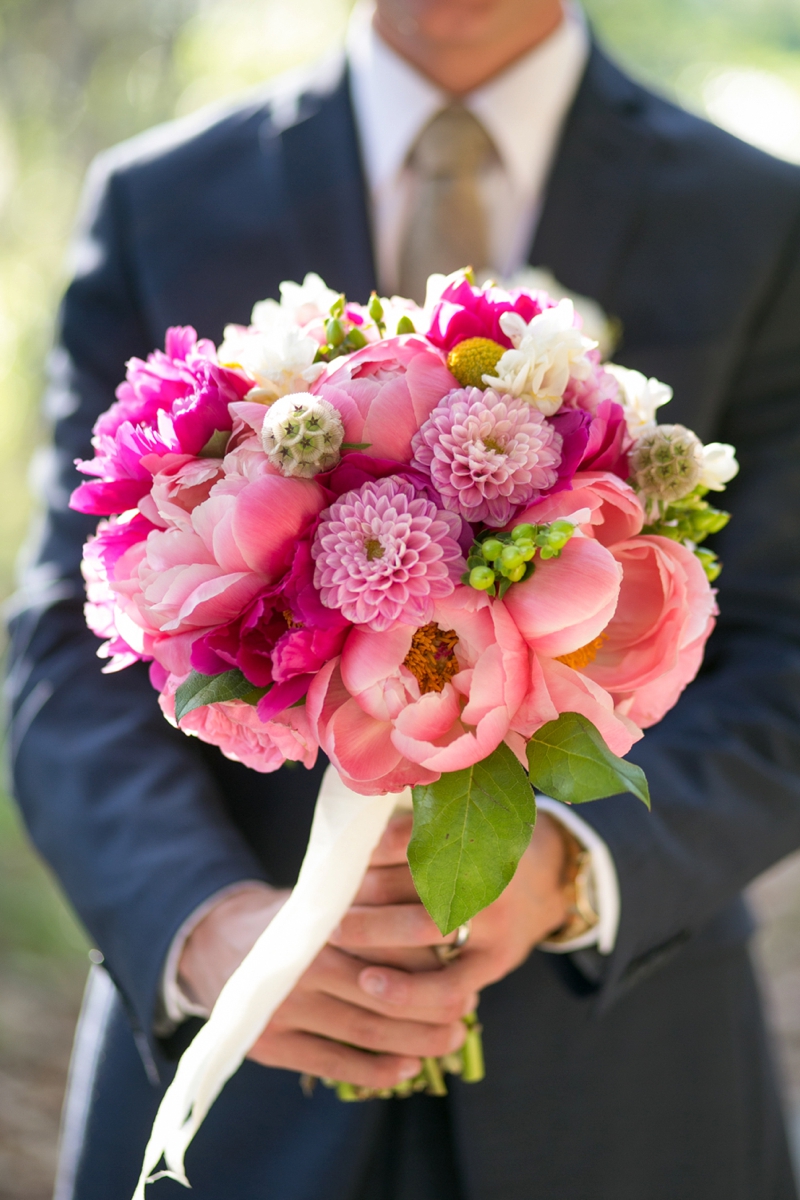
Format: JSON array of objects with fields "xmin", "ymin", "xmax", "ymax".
[
  {"xmin": 516, "ymin": 471, "xmax": 644, "ymax": 547},
  {"xmin": 98, "ymin": 473, "xmax": 326, "ymax": 674},
  {"xmin": 312, "ymin": 335, "xmax": 458, "ymax": 463},
  {"xmin": 578, "ymin": 535, "xmax": 718, "ymax": 728},
  {"xmin": 312, "ymin": 476, "xmax": 464, "ymax": 632},
  {"xmin": 426, "ymin": 275, "xmax": 553, "ymax": 353},
  {"xmin": 307, "ymin": 587, "xmax": 529, "ymax": 791},
  {"xmin": 82, "ymin": 512, "xmax": 156, "ymax": 670},
  {"xmin": 159, "ymin": 682, "xmax": 318, "ymax": 773},
  {"xmin": 411, "ymin": 387, "xmax": 563, "ymax": 527}
]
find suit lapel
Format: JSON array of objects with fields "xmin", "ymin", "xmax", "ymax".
[
  {"xmin": 277, "ymin": 60, "xmax": 378, "ymax": 303},
  {"xmin": 531, "ymin": 44, "xmax": 654, "ymax": 319}
]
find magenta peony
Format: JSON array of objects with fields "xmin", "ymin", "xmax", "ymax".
[
  {"xmin": 426, "ymin": 275, "xmax": 552, "ymax": 353},
  {"xmin": 411, "ymin": 387, "xmax": 563, "ymax": 527},
  {"xmin": 312, "ymin": 476, "xmax": 464, "ymax": 632}
]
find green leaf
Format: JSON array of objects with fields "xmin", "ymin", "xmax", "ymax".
[
  {"xmin": 408, "ymin": 742, "xmax": 536, "ymax": 935},
  {"xmin": 174, "ymin": 669, "xmax": 267, "ymax": 723},
  {"xmin": 526, "ymin": 712, "xmax": 650, "ymax": 808}
]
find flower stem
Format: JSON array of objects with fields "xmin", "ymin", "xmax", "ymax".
[
  {"xmin": 421, "ymin": 1056, "xmax": 448, "ymax": 1096},
  {"xmin": 460, "ymin": 1013, "xmax": 485, "ymax": 1083}
]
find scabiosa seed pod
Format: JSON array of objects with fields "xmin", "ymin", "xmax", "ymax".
[
  {"xmin": 629, "ymin": 423, "xmax": 703, "ymax": 509},
  {"xmin": 261, "ymin": 393, "xmax": 344, "ymax": 478}
]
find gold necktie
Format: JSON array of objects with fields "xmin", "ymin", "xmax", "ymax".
[{"xmin": 398, "ymin": 103, "xmax": 498, "ymax": 305}]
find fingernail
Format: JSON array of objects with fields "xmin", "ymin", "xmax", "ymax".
[
  {"xmin": 360, "ymin": 969, "xmax": 387, "ymax": 997},
  {"xmin": 398, "ymin": 1059, "xmax": 420, "ymax": 1080}
]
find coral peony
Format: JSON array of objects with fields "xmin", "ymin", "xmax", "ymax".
[
  {"xmin": 307, "ymin": 587, "xmax": 529, "ymax": 790},
  {"xmin": 577, "ymin": 534, "xmax": 717, "ymax": 728},
  {"xmin": 411, "ymin": 387, "xmax": 563, "ymax": 527},
  {"xmin": 517, "ymin": 471, "xmax": 644, "ymax": 547},
  {"xmin": 312, "ymin": 476, "xmax": 464, "ymax": 632},
  {"xmin": 503, "ymin": 534, "xmax": 622, "ymax": 659}
]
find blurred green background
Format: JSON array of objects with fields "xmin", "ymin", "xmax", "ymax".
[{"xmin": 2, "ymin": 0, "xmax": 800, "ymax": 1195}]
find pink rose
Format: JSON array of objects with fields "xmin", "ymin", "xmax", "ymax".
[
  {"xmin": 516, "ymin": 471, "xmax": 644, "ymax": 547},
  {"xmin": 579, "ymin": 400, "xmax": 632, "ymax": 478},
  {"xmin": 307, "ymin": 588, "xmax": 529, "ymax": 792},
  {"xmin": 313, "ymin": 335, "xmax": 458, "ymax": 463},
  {"xmin": 579, "ymin": 535, "xmax": 718, "ymax": 727}
]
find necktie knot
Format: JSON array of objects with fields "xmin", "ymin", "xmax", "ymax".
[{"xmin": 408, "ymin": 103, "xmax": 498, "ymax": 179}]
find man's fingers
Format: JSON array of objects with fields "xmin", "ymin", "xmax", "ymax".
[
  {"xmin": 357, "ymin": 960, "xmax": 480, "ymax": 1018},
  {"xmin": 354, "ymin": 864, "xmax": 418, "ymax": 906},
  {"xmin": 331, "ymin": 903, "xmax": 446, "ymax": 949},
  {"xmin": 307, "ymin": 945, "xmax": 467, "ymax": 1024},
  {"xmin": 285, "ymin": 990, "xmax": 466, "ymax": 1059},
  {"xmin": 369, "ymin": 815, "xmax": 413, "ymax": 867},
  {"xmin": 248, "ymin": 1029, "xmax": 421, "ymax": 1091}
]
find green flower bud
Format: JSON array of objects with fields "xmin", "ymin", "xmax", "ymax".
[
  {"xmin": 396, "ymin": 314, "xmax": 416, "ymax": 335},
  {"xmin": 481, "ymin": 538, "xmax": 504, "ymax": 561},
  {"xmin": 325, "ymin": 317, "xmax": 346, "ymax": 347},
  {"xmin": 368, "ymin": 292, "xmax": 385, "ymax": 326},
  {"xmin": 347, "ymin": 326, "xmax": 368, "ymax": 349},
  {"xmin": 469, "ymin": 565, "xmax": 496, "ymax": 591}
]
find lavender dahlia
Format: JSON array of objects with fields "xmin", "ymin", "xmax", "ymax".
[
  {"xmin": 411, "ymin": 386, "xmax": 563, "ymax": 527},
  {"xmin": 311, "ymin": 476, "xmax": 464, "ymax": 631}
]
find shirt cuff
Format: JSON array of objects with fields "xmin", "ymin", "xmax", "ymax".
[
  {"xmin": 536, "ymin": 797, "xmax": 620, "ymax": 956},
  {"xmin": 157, "ymin": 880, "xmax": 270, "ymax": 1033}
]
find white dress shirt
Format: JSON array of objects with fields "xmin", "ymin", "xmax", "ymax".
[
  {"xmin": 163, "ymin": 9, "xmax": 620, "ymax": 1024},
  {"xmin": 346, "ymin": 2, "xmax": 589, "ymax": 293}
]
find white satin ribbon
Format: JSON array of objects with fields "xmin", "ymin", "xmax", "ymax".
[{"xmin": 133, "ymin": 765, "xmax": 409, "ymax": 1198}]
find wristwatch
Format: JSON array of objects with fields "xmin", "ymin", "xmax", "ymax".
[{"xmin": 546, "ymin": 823, "xmax": 600, "ymax": 945}]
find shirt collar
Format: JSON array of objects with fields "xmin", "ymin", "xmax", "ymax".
[{"xmin": 347, "ymin": 3, "xmax": 590, "ymax": 198}]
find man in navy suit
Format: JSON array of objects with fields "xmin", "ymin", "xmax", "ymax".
[{"xmin": 8, "ymin": 0, "xmax": 800, "ymax": 1197}]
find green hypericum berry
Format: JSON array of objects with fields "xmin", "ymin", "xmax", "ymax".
[
  {"xmin": 515, "ymin": 540, "xmax": 536, "ymax": 561},
  {"xmin": 500, "ymin": 545, "xmax": 524, "ymax": 571},
  {"xmin": 481, "ymin": 538, "xmax": 504, "ymax": 561},
  {"xmin": 506, "ymin": 563, "xmax": 527, "ymax": 582},
  {"xmin": 469, "ymin": 565, "xmax": 496, "ymax": 590},
  {"xmin": 511, "ymin": 523, "xmax": 535, "ymax": 542}
]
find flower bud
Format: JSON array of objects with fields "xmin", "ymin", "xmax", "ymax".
[
  {"xmin": 325, "ymin": 317, "xmax": 346, "ymax": 347},
  {"xmin": 396, "ymin": 314, "xmax": 416, "ymax": 335}
]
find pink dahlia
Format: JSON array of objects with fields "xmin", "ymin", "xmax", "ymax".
[
  {"xmin": 311, "ymin": 476, "xmax": 464, "ymax": 632},
  {"xmin": 411, "ymin": 387, "xmax": 563, "ymax": 527}
]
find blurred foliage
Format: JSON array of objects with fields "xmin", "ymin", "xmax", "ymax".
[{"xmin": 0, "ymin": 0, "xmax": 799, "ymax": 970}]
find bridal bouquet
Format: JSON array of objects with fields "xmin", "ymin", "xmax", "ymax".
[{"xmin": 72, "ymin": 270, "xmax": 737, "ymax": 1195}]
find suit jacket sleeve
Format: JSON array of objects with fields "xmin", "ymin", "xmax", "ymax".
[
  {"xmin": 574, "ymin": 211, "xmax": 800, "ymax": 1008},
  {"xmin": 6, "ymin": 154, "xmax": 272, "ymax": 1054}
]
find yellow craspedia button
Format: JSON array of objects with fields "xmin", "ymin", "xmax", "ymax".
[{"xmin": 446, "ymin": 337, "xmax": 506, "ymax": 389}]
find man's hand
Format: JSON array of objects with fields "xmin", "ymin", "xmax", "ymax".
[
  {"xmin": 178, "ymin": 811, "xmax": 568, "ymax": 1090},
  {"xmin": 331, "ymin": 812, "xmax": 570, "ymax": 1026}
]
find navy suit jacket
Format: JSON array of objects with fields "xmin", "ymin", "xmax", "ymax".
[{"xmin": 8, "ymin": 44, "xmax": 800, "ymax": 1200}]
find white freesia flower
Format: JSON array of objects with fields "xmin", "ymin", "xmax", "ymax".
[
  {"xmin": 605, "ymin": 363, "xmax": 672, "ymax": 436},
  {"xmin": 698, "ymin": 442, "xmax": 739, "ymax": 491},
  {"xmin": 503, "ymin": 267, "xmax": 617, "ymax": 360},
  {"xmin": 482, "ymin": 299, "xmax": 597, "ymax": 416},
  {"xmin": 217, "ymin": 317, "xmax": 324, "ymax": 405}
]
